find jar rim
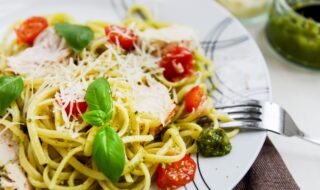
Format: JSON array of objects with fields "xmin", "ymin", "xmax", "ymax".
[
  {"xmin": 278, "ymin": 0, "xmax": 292, "ymax": 10},
  {"xmin": 278, "ymin": 0, "xmax": 320, "ymax": 24}
]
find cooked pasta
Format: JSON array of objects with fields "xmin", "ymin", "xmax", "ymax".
[{"xmin": 0, "ymin": 6, "xmax": 239, "ymax": 190}]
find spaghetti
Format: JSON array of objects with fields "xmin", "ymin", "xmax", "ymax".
[{"xmin": 0, "ymin": 6, "xmax": 238, "ymax": 190}]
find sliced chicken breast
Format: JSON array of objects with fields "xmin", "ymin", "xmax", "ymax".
[
  {"xmin": 132, "ymin": 77, "xmax": 176, "ymax": 134},
  {"xmin": 7, "ymin": 27, "xmax": 71, "ymax": 78},
  {"xmin": 0, "ymin": 128, "xmax": 31, "ymax": 190},
  {"xmin": 139, "ymin": 25, "xmax": 200, "ymax": 54}
]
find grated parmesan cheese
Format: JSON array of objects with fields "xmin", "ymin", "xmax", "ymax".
[{"xmin": 7, "ymin": 24, "xmax": 187, "ymax": 137}]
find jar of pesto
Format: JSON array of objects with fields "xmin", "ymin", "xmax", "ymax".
[{"xmin": 266, "ymin": 0, "xmax": 320, "ymax": 69}]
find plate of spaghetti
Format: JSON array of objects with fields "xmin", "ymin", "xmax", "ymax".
[{"xmin": 0, "ymin": 0, "xmax": 271, "ymax": 189}]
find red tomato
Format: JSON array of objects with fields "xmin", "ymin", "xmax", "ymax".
[
  {"xmin": 104, "ymin": 25, "xmax": 136, "ymax": 51},
  {"xmin": 160, "ymin": 46, "xmax": 194, "ymax": 82},
  {"xmin": 156, "ymin": 155, "xmax": 196, "ymax": 189},
  {"xmin": 15, "ymin": 16, "xmax": 48, "ymax": 45},
  {"xmin": 65, "ymin": 101, "xmax": 88, "ymax": 116},
  {"xmin": 185, "ymin": 86, "xmax": 206, "ymax": 113}
]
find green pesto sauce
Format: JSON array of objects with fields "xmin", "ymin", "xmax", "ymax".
[
  {"xmin": 266, "ymin": 3, "xmax": 320, "ymax": 69},
  {"xmin": 197, "ymin": 128, "xmax": 232, "ymax": 157}
]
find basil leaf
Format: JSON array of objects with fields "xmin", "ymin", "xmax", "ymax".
[
  {"xmin": 0, "ymin": 76, "xmax": 24, "ymax": 115},
  {"xmin": 85, "ymin": 78, "xmax": 113, "ymax": 121},
  {"xmin": 93, "ymin": 125, "xmax": 125, "ymax": 182},
  {"xmin": 82, "ymin": 110, "xmax": 108, "ymax": 126},
  {"xmin": 54, "ymin": 23, "xmax": 93, "ymax": 53}
]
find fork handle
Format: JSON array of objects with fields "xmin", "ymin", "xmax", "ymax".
[{"xmin": 298, "ymin": 133, "xmax": 320, "ymax": 145}]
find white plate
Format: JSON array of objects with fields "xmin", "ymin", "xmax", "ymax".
[{"xmin": 0, "ymin": 0, "xmax": 271, "ymax": 189}]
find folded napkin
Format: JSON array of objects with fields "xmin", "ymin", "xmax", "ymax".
[{"xmin": 234, "ymin": 138, "xmax": 299, "ymax": 190}]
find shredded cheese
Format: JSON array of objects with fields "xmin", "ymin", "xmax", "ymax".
[{"xmin": 5, "ymin": 24, "xmax": 191, "ymax": 137}]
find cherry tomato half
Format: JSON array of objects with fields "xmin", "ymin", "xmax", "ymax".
[
  {"xmin": 185, "ymin": 86, "xmax": 206, "ymax": 113},
  {"xmin": 160, "ymin": 46, "xmax": 194, "ymax": 82},
  {"xmin": 65, "ymin": 101, "xmax": 88, "ymax": 116},
  {"xmin": 15, "ymin": 16, "xmax": 48, "ymax": 45},
  {"xmin": 156, "ymin": 155, "xmax": 196, "ymax": 189},
  {"xmin": 104, "ymin": 25, "xmax": 137, "ymax": 51}
]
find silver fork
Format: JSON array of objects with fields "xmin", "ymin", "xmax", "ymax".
[{"xmin": 216, "ymin": 100, "xmax": 320, "ymax": 145}]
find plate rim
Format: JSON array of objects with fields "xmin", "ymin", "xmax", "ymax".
[
  {"xmin": 211, "ymin": 1, "xmax": 272, "ymax": 188},
  {"xmin": 209, "ymin": 1, "xmax": 272, "ymax": 188}
]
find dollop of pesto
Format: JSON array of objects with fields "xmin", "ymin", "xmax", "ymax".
[{"xmin": 197, "ymin": 128, "xmax": 232, "ymax": 157}]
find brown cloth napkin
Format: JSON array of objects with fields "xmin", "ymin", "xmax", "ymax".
[{"xmin": 234, "ymin": 138, "xmax": 300, "ymax": 190}]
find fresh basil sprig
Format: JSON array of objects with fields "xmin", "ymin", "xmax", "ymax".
[
  {"xmin": 93, "ymin": 125, "xmax": 125, "ymax": 182},
  {"xmin": 85, "ymin": 78, "xmax": 113, "ymax": 116},
  {"xmin": 54, "ymin": 23, "xmax": 93, "ymax": 53},
  {"xmin": 82, "ymin": 110, "xmax": 107, "ymax": 126},
  {"xmin": 0, "ymin": 76, "xmax": 24, "ymax": 115},
  {"xmin": 83, "ymin": 78, "xmax": 113, "ymax": 124},
  {"xmin": 83, "ymin": 78, "xmax": 125, "ymax": 182}
]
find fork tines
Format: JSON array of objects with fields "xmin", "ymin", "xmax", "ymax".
[{"xmin": 216, "ymin": 100, "xmax": 263, "ymax": 122}]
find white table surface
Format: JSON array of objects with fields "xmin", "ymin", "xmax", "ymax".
[{"xmin": 244, "ymin": 20, "xmax": 320, "ymax": 190}]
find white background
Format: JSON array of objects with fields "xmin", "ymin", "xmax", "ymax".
[{"xmin": 245, "ymin": 21, "xmax": 320, "ymax": 190}]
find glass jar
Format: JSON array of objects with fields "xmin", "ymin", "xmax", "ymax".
[
  {"xmin": 218, "ymin": 0, "xmax": 271, "ymax": 21},
  {"xmin": 266, "ymin": 0, "xmax": 320, "ymax": 69}
]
